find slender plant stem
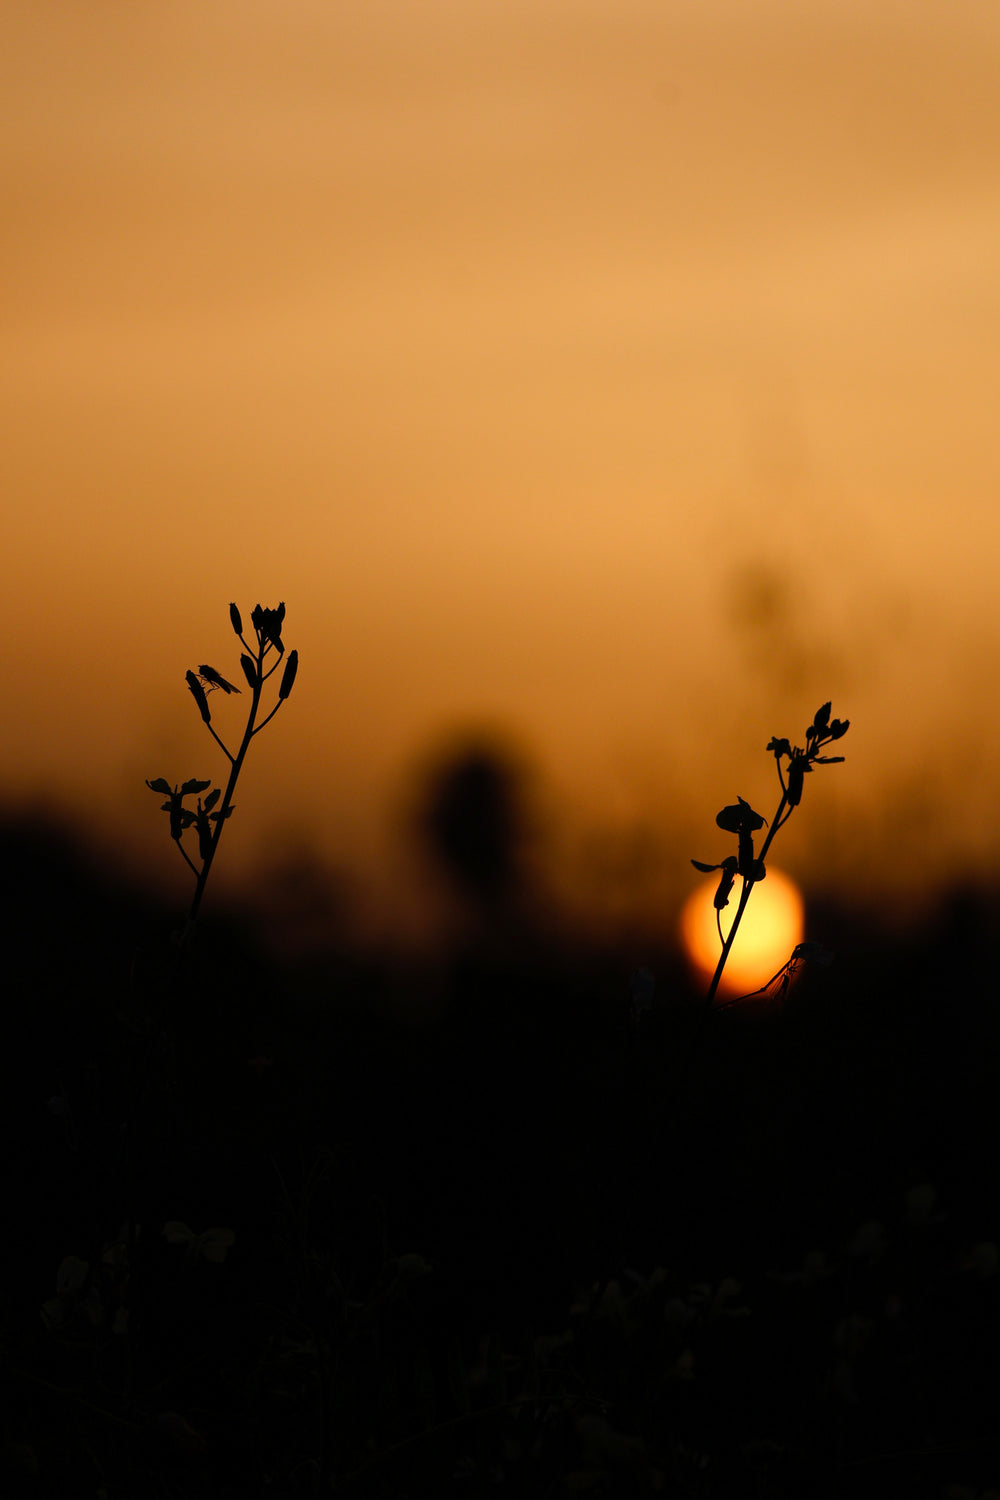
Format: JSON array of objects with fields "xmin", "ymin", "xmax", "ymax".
[
  {"xmin": 186, "ymin": 640, "xmax": 266, "ymax": 926},
  {"xmin": 704, "ymin": 787, "xmax": 790, "ymax": 1005}
]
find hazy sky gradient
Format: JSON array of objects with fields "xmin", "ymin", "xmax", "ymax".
[{"xmin": 4, "ymin": 1, "xmax": 1000, "ymax": 933}]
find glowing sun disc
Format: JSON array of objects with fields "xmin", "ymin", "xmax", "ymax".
[{"xmin": 680, "ymin": 868, "xmax": 805, "ymax": 999}]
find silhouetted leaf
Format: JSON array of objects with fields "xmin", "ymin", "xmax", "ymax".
[
  {"xmin": 203, "ymin": 787, "xmax": 221, "ymax": 812},
  {"xmin": 787, "ymin": 757, "xmax": 810, "ymax": 807},
  {"xmin": 180, "ymin": 778, "xmax": 210, "ymax": 795},
  {"xmin": 691, "ymin": 859, "xmax": 720, "ymax": 873},
  {"xmin": 146, "ymin": 777, "xmax": 172, "ymax": 795}
]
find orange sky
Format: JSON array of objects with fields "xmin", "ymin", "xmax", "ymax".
[{"xmin": 4, "ymin": 1, "xmax": 1000, "ymax": 937}]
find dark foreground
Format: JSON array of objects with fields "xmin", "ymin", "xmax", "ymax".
[{"xmin": 3, "ymin": 819, "xmax": 1000, "ymax": 1498}]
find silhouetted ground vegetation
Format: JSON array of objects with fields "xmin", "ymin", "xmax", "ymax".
[{"xmin": 3, "ymin": 809, "xmax": 1000, "ymax": 1498}]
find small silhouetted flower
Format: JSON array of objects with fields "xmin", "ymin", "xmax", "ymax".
[
  {"xmin": 692, "ymin": 701, "xmax": 850, "ymax": 1004},
  {"xmin": 251, "ymin": 603, "xmax": 285, "ymax": 653},
  {"xmin": 713, "ymin": 796, "xmax": 767, "ymax": 878},
  {"xmin": 146, "ymin": 778, "xmax": 211, "ymax": 842},
  {"xmin": 768, "ymin": 703, "xmax": 849, "ymax": 807}
]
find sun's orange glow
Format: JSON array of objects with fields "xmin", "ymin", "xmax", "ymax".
[
  {"xmin": 3, "ymin": 4, "xmax": 1000, "ymax": 919},
  {"xmin": 680, "ymin": 868, "xmax": 805, "ymax": 1000}
]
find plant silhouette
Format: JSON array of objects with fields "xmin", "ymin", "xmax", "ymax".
[
  {"xmin": 146, "ymin": 602, "xmax": 298, "ymax": 941},
  {"xmin": 692, "ymin": 701, "xmax": 849, "ymax": 1003},
  {"xmin": 419, "ymin": 742, "xmax": 524, "ymax": 910}
]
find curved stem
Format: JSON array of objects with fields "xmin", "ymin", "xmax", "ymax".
[{"xmin": 175, "ymin": 840, "xmax": 200, "ymax": 879}]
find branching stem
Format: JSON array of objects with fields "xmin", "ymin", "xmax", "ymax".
[
  {"xmin": 187, "ymin": 638, "xmax": 269, "ymax": 925},
  {"xmin": 704, "ymin": 786, "xmax": 789, "ymax": 1006}
]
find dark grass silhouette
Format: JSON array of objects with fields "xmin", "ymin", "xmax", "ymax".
[{"xmin": 5, "ymin": 691, "xmax": 1000, "ymax": 1497}]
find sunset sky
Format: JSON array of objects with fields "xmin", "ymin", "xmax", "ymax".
[{"xmin": 4, "ymin": 1, "xmax": 1000, "ymax": 940}]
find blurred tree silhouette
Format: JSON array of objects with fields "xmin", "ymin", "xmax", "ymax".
[{"xmin": 418, "ymin": 739, "xmax": 526, "ymax": 911}]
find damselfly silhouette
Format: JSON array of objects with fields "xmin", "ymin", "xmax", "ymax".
[{"xmin": 715, "ymin": 941, "xmax": 832, "ymax": 1009}]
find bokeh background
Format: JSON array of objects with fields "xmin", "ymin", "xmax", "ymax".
[{"xmin": 4, "ymin": 0, "xmax": 1000, "ymax": 948}]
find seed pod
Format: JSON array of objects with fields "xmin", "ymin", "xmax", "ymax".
[
  {"xmin": 185, "ymin": 670, "xmax": 211, "ymax": 724},
  {"xmin": 168, "ymin": 790, "xmax": 184, "ymax": 842},
  {"xmin": 239, "ymin": 653, "xmax": 258, "ymax": 689},
  {"xmin": 229, "ymin": 602, "xmax": 243, "ymax": 636},
  {"xmin": 737, "ymin": 826, "xmax": 756, "ymax": 879},
  {"xmin": 278, "ymin": 648, "xmax": 298, "ymax": 701},
  {"xmin": 787, "ymin": 756, "xmax": 805, "ymax": 807},
  {"xmin": 713, "ymin": 857, "xmax": 739, "ymax": 910}
]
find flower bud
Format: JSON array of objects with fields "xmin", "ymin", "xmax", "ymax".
[
  {"xmin": 278, "ymin": 648, "xmax": 298, "ymax": 701},
  {"xmin": 229, "ymin": 602, "xmax": 243, "ymax": 636},
  {"xmin": 185, "ymin": 670, "xmax": 211, "ymax": 723},
  {"xmin": 239, "ymin": 654, "xmax": 258, "ymax": 689}
]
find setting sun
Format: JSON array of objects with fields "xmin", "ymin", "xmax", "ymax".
[{"xmin": 680, "ymin": 868, "xmax": 805, "ymax": 1000}]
